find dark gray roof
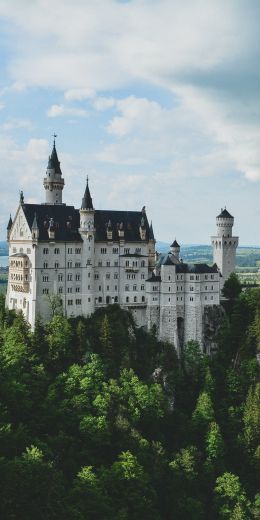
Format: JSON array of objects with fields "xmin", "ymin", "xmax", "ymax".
[
  {"xmin": 161, "ymin": 255, "xmax": 174, "ymax": 266},
  {"xmin": 94, "ymin": 209, "xmax": 150, "ymax": 242},
  {"xmin": 171, "ymin": 239, "xmax": 180, "ymax": 248},
  {"xmin": 81, "ymin": 178, "xmax": 93, "ymax": 210},
  {"xmin": 176, "ymin": 263, "xmax": 219, "ymax": 274},
  {"xmin": 217, "ymin": 208, "xmax": 233, "ymax": 219},
  {"xmin": 47, "ymin": 141, "xmax": 62, "ymax": 174},
  {"xmin": 146, "ymin": 274, "xmax": 161, "ymax": 282},
  {"xmin": 22, "ymin": 204, "xmax": 152, "ymax": 243},
  {"xmin": 22, "ymin": 204, "xmax": 82, "ymax": 242}
]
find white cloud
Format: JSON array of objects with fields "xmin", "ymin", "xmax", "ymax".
[
  {"xmin": 92, "ymin": 96, "xmax": 116, "ymax": 111},
  {"xmin": 47, "ymin": 104, "xmax": 88, "ymax": 118},
  {"xmin": 2, "ymin": 118, "xmax": 32, "ymax": 130},
  {"xmin": 64, "ymin": 87, "xmax": 95, "ymax": 101}
]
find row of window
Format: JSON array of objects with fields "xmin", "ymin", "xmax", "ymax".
[
  {"xmin": 43, "ymin": 273, "xmax": 81, "ymax": 282},
  {"xmin": 43, "ymin": 247, "xmax": 82, "ymax": 255},
  {"xmin": 125, "ymin": 285, "xmax": 145, "ymax": 292},
  {"xmin": 12, "ymin": 247, "xmax": 31, "ymax": 254}
]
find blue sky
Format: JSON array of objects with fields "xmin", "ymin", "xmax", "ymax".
[{"xmin": 0, "ymin": 0, "xmax": 260, "ymax": 244}]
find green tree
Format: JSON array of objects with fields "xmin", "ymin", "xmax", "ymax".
[
  {"xmin": 222, "ymin": 273, "xmax": 242, "ymax": 301},
  {"xmin": 214, "ymin": 472, "xmax": 251, "ymax": 519},
  {"xmin": 242, "ymin": 383, "xmax": 260, "ymax": 453}
]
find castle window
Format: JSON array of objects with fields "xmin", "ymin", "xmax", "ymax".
[
  {"xmin": 76, "ymin": 287, "xmax": 80, "ymax": 293},
  {"xmin": 190, "ymin": 286, "xmax": 194, "ymax": 291},
  {"xmin": 87, "ymin": 259, "xmax": 91, "ymax": 265},
  {"xmin": 133, "ymin": 285, "xmax": 137, "ymax": 291},
  {"xmin": 169, "ymin": 297, "xmax": 171, "ymax": 302},
  {"xmin": 67, "ymin": 248, "xmax": 73, "ymax": 254},
  {"xmin": 126, "ymin": 296, "xmax": 129, "ymax": 303},
  {"xmin": 134, "ymin": 296, "xmax": 137, "ymax": 302},
  {"xmin": 211, "ymin": 286, "xmax": 214, "ymax": 290},
  {"xmin": 125, "ymin": 260, "xmax": 129, "ymax": 267},
  {"xmin": 88, "ymin": 298, "xmax": 91, "ymax": 302},
  {"xmin": 68, "ymin": 300, "xmax": 73, "ymax": 305},
  {"xmin": 54, "ymin": 262, "xmax": 59, "ymax": 269},
  {"xmin": 43, "ymin": 262, "xmax": 48, "ymax": 269},
  {"xmin": 124, "ymin": 248, "xmax": 130, "ymax": 254},
  {"xmin": 114, "ymin": 285, "xmax": 118, "ymax": 291},
  {"xmin": 42, "ymin": 288, "xmax": 49, "ymax": 294},
  {"xmin": 76, "ymin": 299, "xmax": 82, "ymax": 305},
  {"xmin": 27, "ymin": 248, "xmax": 31, "ymax": 254},
  {"xmin": 177, "ymin": 297, "xmax": 178, "ymax": 301},
  {"xmin": 58, "ymin": 287, "xmax": 63, "ymax": 293},
  {"xmin": 205, "ymin": 296, "xmax": 207, "ymax": 300},
  {"xmin": 98, "ymin": 261, "xmax": 102, "ymax": 267},
  {"xmin": 114, "ymin": 273, "xmax": 118, "ymax": 279},
  {"xmin": 211, "ymin": 275, "xmax": 214, "ymax": 280},
  {"xmin": 106, "ymin": 296, "xmax": 110, "ymax": 304},
  {"xmin": 141, "ymin": 285, "xmax": 145, "ymax": 291},
  {"xmin": 54, "ymin": 248, "xmax": 60, "ymax": 254},
  {"xmin": 127, "ymin": 274, "xmax": 131, "ymax": 280},
  {"xmin": 75, "ymin": 248, "xmax": 81, "ymax": 254},
  {"xmin": 114, "ymin": 261, "xmax": 118, "ymax": 267},
  {"xmin": 190, "ymin": 275, "xmax": 194, "ymax": 280},
  {"xmin": 58, "ymin": 274, "xmax": 63, "ymax": 282},
  {"xmin": 115, "ymin": 296, "xmax": 118, "ymax": 302},
  {"xmin": 196, "ymin": 275, "xmax": 199, "ymax": 280},
  {"xmin": 106, "ymin": 261, "xmax": 110, "ymax": 267},
  {"xmin": 106, "ymin": 273, "xmax": 110, "ymax": 279},
  {"xmin": 106, "ymin": 286, "xmax": 109, "ymax": 291},
  {"xmin": 101, "ymin": 248, "xmax": 107, "ymax": 254},
  {"xmin": 95, "ymin": 273, "xmax": 99, "ymax": 279},
  {"xmin": 190, "ymin": 297, "xmax": 194, "ymax": 301},
  {"xmin": 76, "ymin": 274, "xmax": 80, "ymax": 281},
  {"xmin": 125, "ymin": 285, "xmax": 129, "ymax": 291},
  {"xmin": 141, "ymin": 260, "xmax": 145, "ymax": 267},
  {"xmin": 205, "ymin": 275, "xmax": 208, "ymax": 280},
  {"xmin": 98, "ymin": 297, "xmax": 102, "ymax": 303},
  {"xmin": 67, "ymin": 287, "xmax": 72, "ymax": 293},
  {"xmin": 211, "ymin": 296, "xmax": 214, "ymax": 300},
  {"xmin": 169, "ymin": 287, "xmax": 171, "ymax": 291},
  {"xmin": 88, "ymin": 272, "xmax": 90, "ymax": 278},
  {"xmin": 67, "ymin": 274, "xmax": 72, "ymax": 281},
  {"xmin": 43, "ymin": 248, "xmax": 49, "ymax": 254},
  {"xmin": 75, "ymin": 262, "xmax": 81, "ymax": 268},
  {"xmin": 152, "ymin": 286, "xmax": 158, "ymax": 291},
  {"xmin": 113, "ymin": 248, "xmax": 118, "ymax": 254},
  {"xmin": 67, "ymin": 261, "xmax": 72, "ymax": 268},
  {"xmin": 142, "ymin": 296, "xmax": 145, "ymax": 302},
  {"xmin": 42, "ymin": 275, "xmax": 49, "ymax": 282},
  {"xmin": 168, "ymin": 276, "xmax": 171, "ymax": 280},
  {"xmin": 131, "ymin": 274, "xmax": 136, "ymax": 279},
  {"xmin": 99, "ymin": 286, "xmax": 102, "ymax": 291},
  {"xmin": 141, "ymin": 273, "xmax": 145, "ymax": 279},
  {"xmin": 205, "ymin": 286, "xmax": 207, "ymax": 290}
]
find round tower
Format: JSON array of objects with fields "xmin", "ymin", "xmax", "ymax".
[
  {"xmin": 43, "ymin": 138, "xmax": 64, "ymax": 204},
  {"xmin": 211, "ymin": 208, "xmax": 238, "ymax": 288},
  {"xmin": 170, "ymin": 239, "xmax": 180, "ymax": 260},
  {"xmin": 79, "ymin": 178, "xmax": 95, "ymax": 316}
]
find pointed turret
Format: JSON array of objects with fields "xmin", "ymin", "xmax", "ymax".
[
  {"xmin": 170, "ymin": 239, "xmax": 180, "ymax": 260},
  {"xmin": 47, "ymin": 139, "xmax": 62, "ymax": 174},
  {"xmin": 149, "ymin": 221, "xmax": 155, "ymax": 241},
  {"xmin": 32, "ymin": 212, "xmax": 39, "ymax": 241},
  {"xmin": 7, "ymin": 214, "xmax": 12, "ymax": 241},
  {"xmin": 81, "ymin": 177, "xmax": 93, "ymax": 210},
  {"xmin": 43, "ymin": 137, "xmax": 64, "ymax": 205}
]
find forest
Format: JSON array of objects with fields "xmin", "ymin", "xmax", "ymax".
[{"xmin": 0, "ymin": 276, "xmax": 259, "ymax": 519}]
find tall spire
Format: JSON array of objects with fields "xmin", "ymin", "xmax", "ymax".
[
  {"xmin": 7, "ymin": 214, "xmax": 12, "ymax": 230},
  {"xmin": 47, "ymin": 138, "xmax": 62, "ymax": 174},
  {"xmin": 149, "ymin": 221, "xmax": 155, "ymax": 240},
  {"xmin": 81, "ymin": 177, "xmax": 93, "ymax": 210}
]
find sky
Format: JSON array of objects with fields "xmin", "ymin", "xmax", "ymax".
[{"xmin": 0, "ymin": 0, "xmax": 260, "ymax": 245}]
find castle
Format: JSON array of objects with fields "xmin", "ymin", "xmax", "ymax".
[{"xmin": 6, "ymin": 140, "xmax": 238, "ymax": 352}]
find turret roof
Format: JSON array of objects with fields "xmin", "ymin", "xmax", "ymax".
[
  {"xmin": 81, "ymin": 178, "xmax": 93, "ymax": 210},
  {"xmin": 47, "ymin": 140, "xmax": 62, "ymax": 174},
  {"xmin": 149, "ymin": 221, "xmax": 155, "ymax": 241},
  {"xmin": 217, "ymin": 208, "xmax": 233, "ymax": 219},
  {"xmin": 7, "ymin": 214, "xmax": 12, "ymax": 230},
  {"xmin": 171, "ymin": 239, "xmax": 180, "ymax": 248}
]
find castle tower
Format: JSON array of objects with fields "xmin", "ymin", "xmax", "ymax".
[
  {"xmin": 79, "ymin": 178, "xmax": 95, "ymax": 316},
  {"xmin": 43, "ymin": 138, "xmax": 65, "ymax": 204},
  {"xmin": 211, "ymin": 208, "xmax": 238, "ymax": 287},
  {"xmin": 170, "ymin": 239, "xmax": 180, "ymax": 260}
]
